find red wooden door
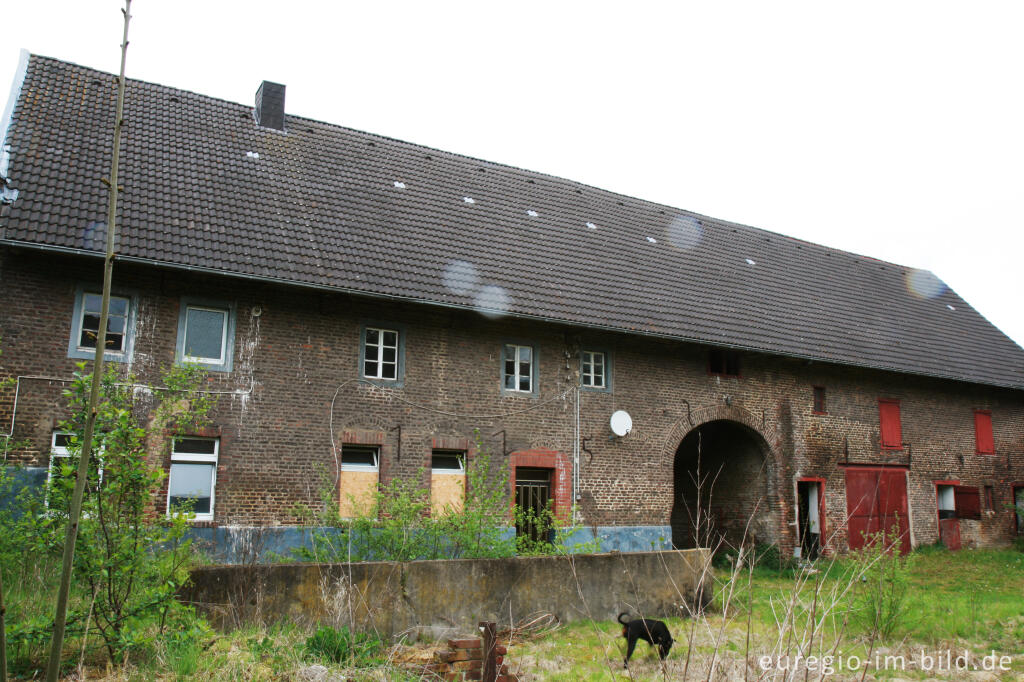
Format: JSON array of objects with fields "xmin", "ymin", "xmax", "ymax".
[
  {"xmin": 845, "ymin": 468, "xmax": 910, "ymax": 554},
  {"xmin": 845, "ymin": 469, "xmax": 880, "ymax": 549},
  {"xmin": 939, "ymin": 518, "xmax": 961, "ymax": 550}
]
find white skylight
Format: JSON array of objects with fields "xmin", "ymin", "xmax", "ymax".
[
  {"xmin": 646, "ymin": 237, "xmax": 657, "ymax": 244},
  {"xmin": 585, "ymin": 222, "xmax": 597, "ymax": 230},
  {"xmin": 463, "ymin": 197, "xmax": 475, "ymax": 204},
  {"xmin": 526, "ymin": 210, "xmax": 538, "ymax": 217},
  {"xmin": 947, "ymin": 304, "xmax": 956, "ymax": 311},
  {"xmin": 745, "ymin": 258, "xmax": 756, "ymax": 265},
  {"xmin": 245, "ymin": 151, "xmax": 260, "ymax": 159},
  {"xmin": 393, "ymin": 181, "xmax": 406, "ymax": 189}
]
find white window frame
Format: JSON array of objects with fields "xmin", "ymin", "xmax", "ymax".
[
  {"xmin": 431, "ymin": 450, "xmax": 466, "ymax": 475},
  {"xmin": 167, "ymin": 437, "xmax": 219, "ymax": 522},
  {"xmin": 175, "ymin": 297, "xmax": 236, "ymax": 372},
  {"xmin": 181, "ymin": 305, "xmax": 229, "ymax": 365},
  {"xmin": 45, "ymin": 432, "xmax": 74, "ymax": 500},
  {"xmin": 937, "ymin": 484, "xmax": 956, "ymax": 519},
  {"xmin": 340, "ymin": 444, "xmax": 380, "ymax": 473},
  {"xmin": 503, "ymin": 344, "xmax": 534, "ymax": 394},
  {"xmin": 46, "ymin": 431, "xmax": 103, "ymax": 510},
  {"xmin": 363, "ymin": 327, "xmax": 400, "ymax": 381},
  {"xmin": 581, "ymin": 350, "xmax": 606, "ymax": 389}
]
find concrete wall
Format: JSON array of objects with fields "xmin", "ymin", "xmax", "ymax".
[
  {"xmin": 3, "ymin": 249, "xmax": 1024, "ymax": 555},
  {"xmin": 182, "ymin": 549, "xmax": 712, "ymax": 640}
]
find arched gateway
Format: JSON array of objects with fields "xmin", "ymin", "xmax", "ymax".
[{"xmin": 665, "ymin": 406, "xmax": 782, "ymax": 551}]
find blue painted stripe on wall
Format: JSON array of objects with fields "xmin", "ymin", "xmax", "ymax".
[{"xmin": 185, "ymin": 524, "xmax": 673, "ymax": 564}]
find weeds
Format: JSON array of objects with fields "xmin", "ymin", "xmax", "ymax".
[
  {"xmin": 303, "ymin": 625, "xmax": 384, "ymax": 667},
  {"xmin": 847, "ymin": 526, "xmax": 913, "ymax": 639}
]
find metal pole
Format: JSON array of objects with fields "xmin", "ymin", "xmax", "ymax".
[{"xmin": 45, "ymin": 2, "xmax": 131, "ymax": 678}]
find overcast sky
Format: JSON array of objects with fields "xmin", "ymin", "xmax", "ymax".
[{"xmin": 3, "ymin": 1, "xmax": 1022, "ymax": 349}]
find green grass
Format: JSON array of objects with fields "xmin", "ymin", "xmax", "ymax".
[
  {"xmin": 4, "ymin": 547, "xmax": 1022, "ymax": 679},
  {"xmin": 509, "ymin": 547, "xmax": 1024, "ymax": 680}
]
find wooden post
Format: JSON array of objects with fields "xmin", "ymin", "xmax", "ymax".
[
  {"xmin": 480, "ymin": 621, "xmax": 497, "ymax": 682},
  {"xmin": 1, "ymin": 565, "xmax": 7, "ymax": 682},
  {"xmin": 45, "ymin": 3, "xmax": 132, "ymax": 680}
]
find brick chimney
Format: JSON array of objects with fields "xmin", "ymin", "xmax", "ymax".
[{"xmin": 254, "ymin": 81, "xmax": 286, "ymax": 131}]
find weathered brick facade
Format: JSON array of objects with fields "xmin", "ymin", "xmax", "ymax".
[{"xmin": 2, "ymin": 248, "xmax": 1023, "ymax": 554}]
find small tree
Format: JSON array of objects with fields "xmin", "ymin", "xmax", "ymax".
[
  {"xmin": 848, "ymin": 524, "xmax": 912, "ymax": 640},
  {"xmin": 46, "ymin": 362, "xmax": 216, "ymax": 661}
]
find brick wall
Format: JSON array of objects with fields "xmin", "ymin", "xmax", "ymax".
[{"xmin": 2, "ymin": 248, "xmax": 1023, "ymax": 553}]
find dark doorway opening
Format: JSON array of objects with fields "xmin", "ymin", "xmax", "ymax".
[
  {"xmin": 671, "ymin": 420, "xmax": 774, "ymax": 550},
  {"xmin": 515, "ymin": 467, "xmax": 552, "ymax": 543},
  {"xmin": 797, "ymin": 480, "xmax": 823, "ymax": 561}
]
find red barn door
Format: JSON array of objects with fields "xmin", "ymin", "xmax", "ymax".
[{"xmin": 845, "ymin": 468, "xmax": 910, "ymax": 554}]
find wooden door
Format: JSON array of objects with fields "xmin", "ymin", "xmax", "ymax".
[
  {"xmin": 939, "ymin": 518, "xmax": 962, "ymax": 550},
  {"xmin": 845, "ymin": 468, "xmax": 910, "ymax": 554}
]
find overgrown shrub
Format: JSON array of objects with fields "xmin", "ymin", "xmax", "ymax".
[
  {"xmin": 294, "ymin": 431, "xmax": 599, "ymax": 562},
  {"xmin": 0, "ymin": 362, "xmax": 216, "ymax": 667},
  {"xmin": 513, "ymin": 501, "xmax": 600, "ymax": 556},
  {"xmin": 848, "ymin": 526, "xmax": 913, "ymax": 639},
  {"xmin": 293, "ymin": 447, "xmax": 514, "ymax": 562}
]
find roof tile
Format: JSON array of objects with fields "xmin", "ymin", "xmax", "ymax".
[{"xmin": 3, "ymin": 55, "xmax": 1024, "ymax": 390}]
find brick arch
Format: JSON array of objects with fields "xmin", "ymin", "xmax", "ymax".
[
  {"xmin": 660, "ymin": 403, "xmax": 778, "ymax": 466},
  {"xmin": 663, "ymin": 404, "xmax": 784, "ymax": 550},
  {"xmin": 333, "ymin": 411, "xmax": 391, "ymax": 440}
]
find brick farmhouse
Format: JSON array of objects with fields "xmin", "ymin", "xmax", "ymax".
[{"xmin": 2, "ymin": 54, "xmax": 1023, "ymax": 557}]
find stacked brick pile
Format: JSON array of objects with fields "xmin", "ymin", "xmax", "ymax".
[{"xmin": 423, "ymin": 623, "xmax": 518, "ymax": 681}]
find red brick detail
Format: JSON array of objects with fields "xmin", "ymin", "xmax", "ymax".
[
  {"xmin": 509, "ymin": 448, "xmax": 572, "ymax": 521},
  {"xmin": 342, "ymin": 429, "xmax": 385, "ymax": 445},
  {"xmin": 433, "ymin": 436, "xmax": 471, "ymax": 451}
]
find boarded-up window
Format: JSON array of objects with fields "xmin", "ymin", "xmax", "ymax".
[
  {"xmin": 812, "ymin": 386, "xmax": 826, "ymax": 414},
  {"xmin": 340, "ymin": 445, "xmax": 379, "ymax": 518},
  {"xmin": 974, "ymin": 411, "xmax": 994, "ymax": 454},
  {"xmin": 430, "ymin": 450, "xmax": 465, "ymax": 516},
  {"xmin": 954, "ymin": 485, "xmax": 981, "ymax": 520},
  {"xmin": 878, "ymin": 399, "xmax": 902, "ymax": 450}
]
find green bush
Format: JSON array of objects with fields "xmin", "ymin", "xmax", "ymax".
[
  {"xmin": 0, "ymin": 362, "xmax": 216, "ymax": 669},
  {"xmin": 294, "ymin": 430, "xmax": 599, "ymax": 562},
  {"xmin": 303, "ymin": 625, "xmax": 383, "ymax": 666},
  {"xmin": 293, "ymin": 446, "xmax": 514, "ymax": 562},
  {"xmin": 848, "ymin": 525, "xmax": 912, "ymax": 639}
]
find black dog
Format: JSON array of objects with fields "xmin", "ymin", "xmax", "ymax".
[{"xmin": 618, "ymin": 612, "xmax": 673, "ymax": 667}]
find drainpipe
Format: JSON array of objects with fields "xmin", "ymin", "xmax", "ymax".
[{"xmin": 573, "ymin": 387, "xmax": 580, "ymax": 523}]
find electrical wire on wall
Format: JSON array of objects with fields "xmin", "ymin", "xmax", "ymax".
[
  {"xmin": 327, "ymin": 377, "xmax": 582, "ymax": 486},
  {"xmin": 1, "ymin": 373, "xmax": 256, "ymax": 464}
]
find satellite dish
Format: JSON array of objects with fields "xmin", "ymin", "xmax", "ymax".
[{"xmin": 610, "ymin": 410, "xmax": 633, "ymax": 437}]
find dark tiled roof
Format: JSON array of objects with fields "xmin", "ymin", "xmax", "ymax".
[{"xmin": 3, "ymin": 55, "xmax": 1024, "ymax": 390}]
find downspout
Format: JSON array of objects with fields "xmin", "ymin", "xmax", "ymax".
[{"xmin": 573, "ymin": 386, "xmax": 581, "ymax": 523}]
